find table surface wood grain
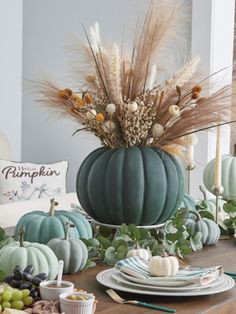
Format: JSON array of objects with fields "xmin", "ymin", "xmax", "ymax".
[{"xmin": 63, "ymin": 238, "xmax": 236, "ymax": 314}]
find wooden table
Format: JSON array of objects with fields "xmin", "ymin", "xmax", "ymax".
[{"xmin": 64, "ymin": 238, "xmax": 236, "ymax": 314}]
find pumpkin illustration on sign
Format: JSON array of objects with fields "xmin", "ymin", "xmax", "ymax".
[
  {"xmin": 15, "ymin": 199, "xmax": 92, "ymax": 244},
  {"xmin": 47, "ymin": 222, "xmax": 88, "ymax": 274}
]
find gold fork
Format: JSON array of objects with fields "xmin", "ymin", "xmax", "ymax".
[{"xmin": 106, "ymin": 289, "xmax": 176, "ymax": 313}]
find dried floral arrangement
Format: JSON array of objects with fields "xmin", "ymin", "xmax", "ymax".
[{"xmin": 34, "ymin": 0, "xmax": 236, "ymax": 159}]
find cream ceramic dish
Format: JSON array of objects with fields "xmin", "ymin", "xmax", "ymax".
[
  {"xmin": 39, "ymin": 280, "xmax": 74, "ymax": 301},
  {"xmin": 59, "ymin": 291, "xmax": 96, "ymax": 314}
]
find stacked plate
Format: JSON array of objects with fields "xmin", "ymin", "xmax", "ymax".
[{"xmin": 96, "ymin": 257, "xmax": 235, "ymax": 297}]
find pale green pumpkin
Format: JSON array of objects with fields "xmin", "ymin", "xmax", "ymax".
[
  {"xmin": 47, "ymin": 223, "xmax": 88, "ymax": 274},
  {"xmin": 186, "ymin": 211, "xmax": 220, "ymax": 245},
  {"xmin": 196, "ymin": 186, "xmax": 228, "ymax": 228},
  {"xmin": 203, "ymin": 148, "xmax": 236, "ymax": 200},
  {"xmin": 179, "ymin": 194, "xmax": 196, "ymax": 210},
  {"xmin": 0, "ymin": 228, "xmax": 58, "ymax": 279},
  {"xmin": 15, "ymin": 199, "xmax": 92, "ymax": 244}
]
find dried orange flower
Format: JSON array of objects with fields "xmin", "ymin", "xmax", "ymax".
[
  {"xmin": 58, "ymin": 90, "xmax": 68, "ymax": 99},
  {"xmin": 192, "ymin": 85, "xmax": 202, "ymax": 93},
  {"xmin": 72, "ymin": 95, "xmax": 85, "ymax": 108},
  {"xmin": 96, "ymin": 113, "xmax": 105, "ymax": 122},
  {"xmin": 64, "ymin": 88, "xmax": 73, "ymax": 97},
  {"xmin": 84, "ymin": 94, "xmax": 93, "ymax": 104},
  {"xmin": 191, "ymin": 92, "xmax": 199, "ymax": 100}
]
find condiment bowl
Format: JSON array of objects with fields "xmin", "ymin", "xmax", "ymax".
[
  {"xmin": 59, "ymin": 291, "xmax": 96, "ymax": 314},
  {"xmin": 40, "ymin": 280, "xmax": 74, "ymax": 301}
]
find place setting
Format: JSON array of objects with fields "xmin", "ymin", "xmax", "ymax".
[{"xmin": 96, "ymin": 254, "xmax": 235, "ymax": 297}]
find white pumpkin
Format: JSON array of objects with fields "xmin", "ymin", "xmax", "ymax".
[
  {"xmin": 148, "ymin": 252, "xmax": 179, "ymax": 277},
  {"xmin": 127, "ymin": 248, "xmax": 150, "ymax": 261}
]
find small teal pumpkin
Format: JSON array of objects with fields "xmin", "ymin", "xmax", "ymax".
[
  {"xmin": 179, "ymin": 194, "xmax": 196, "ymax": 210},
  {"xmin": 0, "ymin": 228, "xmax": 58, "ymax": 279},
  {"xmin": 186, "ymin": 211, "xmax": 220, "ymax": 245},
  {"xmin": 203, "ymin": 148, "xmax": 236, "ymax": 200},
  {"xmin": 76, "ymin": 147, "xmax": 184, "ymax": 225},
  {"xmin": 15, "ymin": 199, "xmax": 92, "ymax": 244},
  {"xmin": 196, "ymin": 186, "xmax": 228, "ymax": 228},
  {"xmin": 47, "ymin": 223, "xmax": 88, "ymax": 274}
]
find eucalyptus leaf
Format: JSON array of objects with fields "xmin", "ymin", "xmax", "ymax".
[
  {"xmin": 128, "ymin": 224, "xmax": 141, "ymax": 240},
  {"xmin": 0, "ymin": 228, "xmax": 5, "ymax": 242},
  {"xmin": 113, "ymin": 239, "xmax": 128, "ymax": 250},
  {"xmin": 97, "ymin": 236, "xmax": 112, "ymax": 249},
  {"xmin": 139, "ymin": 228, "xmax": 151, "ymax": 240},
  {"xmin": 116, "ymin": 245, "xmax": 128, "ymax": 260},
  {"xmin": 120, "ymin": 223, "xmax": 129, "ymax": 235},
  {"xmin": 199, "ymin": 210, "xmax": 214, "ymax": 220},
  {"xmin": 104, "ymin": 247, "xmax": 117, "ymax": 265}
]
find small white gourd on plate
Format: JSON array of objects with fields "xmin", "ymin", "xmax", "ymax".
[
  {"xmin": 148, "ymin": 251, "xmax": 179, "ymax": 277},
  {"xmin": 127, "ymin": 247, "xmax": 150, "ymax": 261}
]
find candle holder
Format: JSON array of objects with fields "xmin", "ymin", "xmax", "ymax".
[
  {"xmin": 185, "ymin": 161, "xmax": 196, "ymax": 195},
  {"xmin": 211, "ymin": 185, "xmax": 224, "ymax": 225}
]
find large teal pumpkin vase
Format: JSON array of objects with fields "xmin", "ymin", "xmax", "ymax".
[{"xmin": 76, "ymin": 147, "xmax": 184, "ymax": 225}]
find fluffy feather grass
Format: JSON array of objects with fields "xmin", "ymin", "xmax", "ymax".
[{"xmin": 32, "ymin": 0, "xmax": 236, "ymax": 158}]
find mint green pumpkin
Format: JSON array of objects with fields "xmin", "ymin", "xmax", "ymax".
[
  {"xmin": 47, "ymin": 223, "xmax": 88, "ymax": 274},
  {"xmin": 15, "ymin": 199, "xmax": 92, "ymax": 244},
  {"xmin": 203, "ymin": 151, "xmax": 236, "ymax": 200},
  {"xmin": 196, "ymin": 187, "xmax": 228, "ymax": 228},
  {"xmin": 186, "ymin": 211, "xmax": 220, "ymax": 245},
  {"xmin": 76, "ymin": 147, "xmax": 184, "ymax": 225},
  {"xmin": 179, "ymin": 194, "xmax": 196, "ymax": 210},
  {"xmin": 0, "ymin": 229, "xmax": 58, "ymax": 279}
]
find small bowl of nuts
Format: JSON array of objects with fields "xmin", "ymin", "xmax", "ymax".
[{"xmin": 59, "ymin": 291, "xmax": 96, "ymax": 314}]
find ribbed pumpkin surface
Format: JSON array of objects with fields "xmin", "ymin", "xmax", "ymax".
[
  {"xmin": 15, "ymin": 210, "xmax": 92, "ymax": 244},
  {"xmin": 203, "ymin": 154, "xmax": 236, "ymax": 200},
  {"xmin": 76, "ymin": 147, "xmax": 184, "ymax": 225}
]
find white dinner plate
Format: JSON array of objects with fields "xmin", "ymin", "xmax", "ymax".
[
  {"xmin": 119, "ymin": 271, "xmax": 221, "ymax": 287},
  {"xmin": 111, "ymin": 271, "xmax": 224, "ymax": 292},
  {"xmin": 96, "ymin": 268, "xmax": 235, "ymax": 297}
]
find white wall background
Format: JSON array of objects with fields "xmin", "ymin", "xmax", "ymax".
[
  {"xmin": 0, "ymin": 0, "xmax": 22, "ymax": 160},
  {"xmin": 22, "ymin": 0, "xmax": 191, "ymax": 192}
]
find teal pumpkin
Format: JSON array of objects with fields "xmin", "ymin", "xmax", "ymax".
[
  {"xmin": 186, "ymin": 211, "xmax": 220, "ymax": 245},
  {"xmin": 196, "ymin": 186, "xmax": 228, "ymax": 228},
  {"xmin": 203, "ymin": 151, "xmax": 236, "ymax": 200},
  {"xmin": 47, "ymin": 223, "xmax": 88, "ymax": 274},
  {"xmin": 0, "ymin": 229, "xmax": 58, "ymax": 279},
  {"xmin": 179, "ymin": 194, "xmax": 196, "ymax": 210},
  {"xmin": 76, "ymin": 147, "xmax": 184, "ymax": 225},
  {"xmin": 15, "ymin": 199, "xmax": 92, "ymax": 244}
]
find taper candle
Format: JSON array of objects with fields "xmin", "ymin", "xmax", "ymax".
[{"xmin": 214, "ymin": 126, "xmax": 222, "ymax": 187}]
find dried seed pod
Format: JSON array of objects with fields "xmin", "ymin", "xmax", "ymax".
[
  {"xmin": 127, "ymin": 101, "xmax": 138, "ymax": 112},
  {"xmin": 103, "ymin": 120, "xmax": 116, "ymax": 133},
  {"xmin": 169, "ymin": 105, "xmax": 180, "ymax": 117},
  {"xmin": 151, "ymin": 123, "xmax": 164, "ymax": 137},
  {"xmin": 86, "ymin": 109, "xmax": 97, "ymax": 119},
  {"xmin": 106, "ymin": 103, "xmax": 116, "ymax": 114}
]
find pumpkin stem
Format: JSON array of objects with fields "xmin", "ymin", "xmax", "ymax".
[
  {"xmin": 49, "ymin": 198, "xmax": 59, "ymax": 216},
  {"xmin": 161, "ymin": 250, "xmax": 169, "ymax": 258},
  {"xmin": 64, "ymin": 222, "xmax": 75, "ymax": 240},
  {"xmin": 188, "ymin": 210, "xmax": 201, "ymax": 221},
  {"xmin": 18, "ymin": 226, "xmax": 25, "ymax": 247},
  {"xmin": 199, "ymin": 185, "xmax": 207, "ymax": 201}
]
